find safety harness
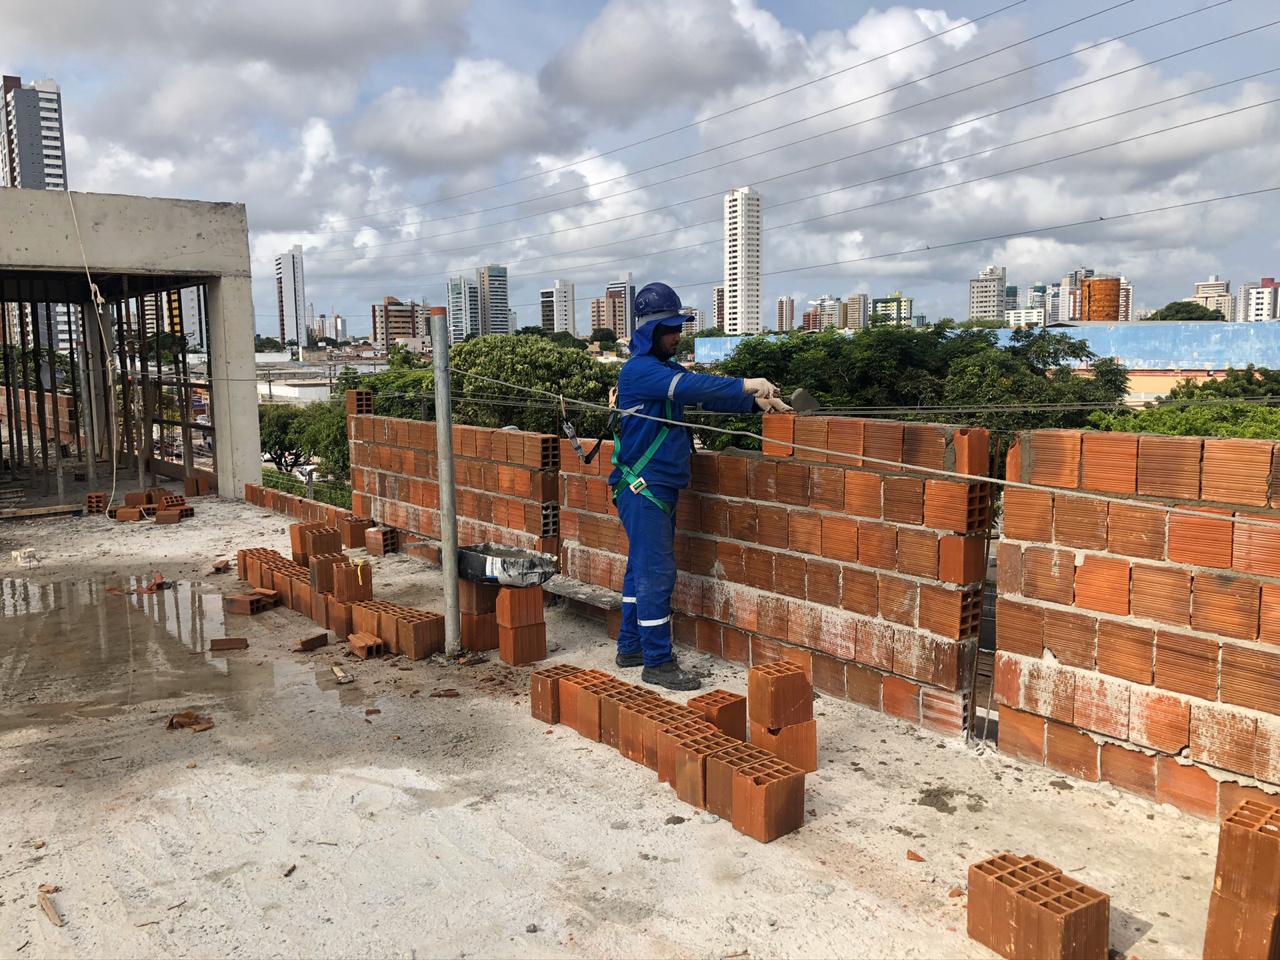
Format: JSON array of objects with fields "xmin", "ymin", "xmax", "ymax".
[{"xmin": 609, "ymin": 398, "xmax": 675, "ymax": 515}]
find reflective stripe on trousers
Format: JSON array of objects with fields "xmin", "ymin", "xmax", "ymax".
[{"xmin": 615, "ymin": 485, "xmax": 678, "ymax": 667}]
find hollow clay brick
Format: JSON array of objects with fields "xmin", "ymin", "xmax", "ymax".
[
  {"xmin": 1203, "ymin": 892, "xmax": 1280, "ymax": 960},
  {"xmin": 1027, "ymin": 430, "xmax": 1081, "ymax": 489},
  {"xmin": 1002, "ymin": 486, "xmax": 1054, "ymax": 543},
  {"xmin": 1232, "ymin": 512, "xmax": 1280, "ymax": 580},
  {"xmin": 1130, "ymin": 564, "xmax": 1191, "ymax": 627},
  {"xmin": 1073, "ymin": 555, "xmax": 1130, "ymax": 616},
  {"xmin": 1221, "ymin": 643, "xmax": 1280, "ymax": 716},
  {"xmin": 826, "ymin": 417, "xmax": 864, "ymax": 468},
  {"xmin": 1157, "ymin": 755, "xmax": 1219, "ymax": 819},
  {"xmin": 882, "ymin": 675, "xmax": 921, "ymax": 723},
  {"xmin": 762, "ymin": 413, "xmax": 795, "ymax": 458},
  {"xmin": 1169, "ymin": 508, "xmax": 1234, "ymax": 569},
  {"xmin": 1155, "ymin": 629, "xmax": 1219, "ymax": 701},
  {"xmin": 996, "ymin": 598, "xmax": 1044, "ymax": 658},
  {"xmin": 656, "ymin": 717, "xmax": 719, "ymax": 785},
  {"xmin": 731, "ymin": 757, "xmax": 806, "ymax": 843},
  {"xmin": 1096, "ymin": 620, "xmax": 1153, "ymax": 685},
  {"xmin": 1192, "ymin": 573, "xmax": 1260, "ymax": 642},
  {"xmin": 1190, "ymin": 702, "xmax": 1258, "ymax": 776},
  {"xmin": 857, "ymin": 522, "xmax": 898, "ymax": 570},
  {"xmin": 747, "ymin": 661, "xmax": 813, "ymax": 728},
  {"xmin": 1137, "ymin": 434, "xmax": 1203, "ymax": 499},
  {"xmin": 1053, "ymin": 494, "xmax": 1108, "ymax": 550},
  {"xmin": 1042, "ymin": 608, "xmax": 1097, "ymax": 670},
  {"xmin": 1107, "ymin": 503, "xmax": 1167, "ymax": 561},
  {"xmin": 775, "ymin": 462, "xmax": 811, "ymax": 506},
  {"xmin": 896, "ymin": 527, "xmax": 940, "ymax": 579},
  {"xmin": 1080, "ymin": 432, "xmax": 1137, "ymax": 494},
  {"xmin": 878, "ymin": 575, "xmax": 918, "ymax": 627},
  {"xmin": 496, "ymin": 585, "xmax": 545, "ymax": 629},
  {"xmin": 819, "ymin": 514, "xmax": 859, "ymax": 563},
  {"xmin": 840, "ymin": 568, "xmax": 879, "ymax": 617},
  {"xmin": 459, "ymin": 579, "xmax": 499, "ymax": 615},
  {"xmin": 792, "ymin": 417, "xmax": 829, "ymax": 464},
  {"xmin": 461, "ymin": 612, "xmax": 499, "ymax": 651},
  {"xmin": 1129, "ymin": 685, "xmax": 1192, "ymax": 754},
  {"xmin": 1100, "ymin": 743, "xmax": 1158, "ymax": 801},
  {"xmin": 998, "ymin": 706, "xmax": 1046, "ymax": 765},
  {"xmin": 705, "ymin": 742, "xmax": 774, "ymax": 820},
  {"xmin": 862, "ymin": 420, "xmax": 904, "ymax": 471},
  {"xmin": 805, "ymin": 559, "xmax": 840, "ymax": 606},
  {"xmin": 882, "ymin": 475, "xmax": 924, "ymax": 525},
  {"xmin": 939, "ymin": 534, "xmax": 986, "ymax": 586},
  {"xmin": 994, "ymin": 652, "xmax": 1075, "ymax": 723},
  {"xmin": 530, "ymin": 663, "xmax": 584, "ymax": 724},
  {"xmin": 1072, "ymin": 673, "xmax": 1131, "ymax": 740},
  {"xmin": 688, "ymin": 689, "xmax": 748, "ymax": 741},
  {"xmin": 672, "ymin": 731, "xmax": 739, "ymax": 808},
  {"xmin": 750, "ymin": 718, "xmax": 818, "ymax": 773},
  {"xmin": 499, "ymin": 622, "xmax": 547, "ymax": 666},
  {"xmin": 844, "ymin": 470, "xmax": 882, "ymax": 518},
  {"xmin": 1021, "ymin": 546, "xmax": 1076, "ymax": 606},
  {"xmin": 809, "ymin": 466, "xmax": 845, "ymax": 511}
]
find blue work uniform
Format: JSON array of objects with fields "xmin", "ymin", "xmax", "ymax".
[{"xmin": 609, "ymin": 316, "xmax": 758, "ymax": 667}]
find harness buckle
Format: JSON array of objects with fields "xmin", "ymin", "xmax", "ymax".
[{"xmin": 628, "ymin": 476, "xmax": 648, "ymax": 494}]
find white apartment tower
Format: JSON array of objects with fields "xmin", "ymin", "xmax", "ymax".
[
  {"xmin": 476, "ymin": 264, "xmax": 511, "ymax": 336},
  {"xmin": 842, "ymin": 293, "xmax": 870, "ymax": 330},
  {"xmin": 723, "ymin": 187, "xmax": 762, "ymax": 335},
  {"xmin": 539, "ymin": 280, "xmax": 577, "ymax": 336},
  {"xmin": 605, "ymin": 273, "xmax": 635, "ymax": 339},
  {"xmin": 775, "ymin": 296, "xmax": 794, "ymax": 332},
  {"xmin": 275, "ymin": 245, "xmax": 306, "ymax": 353},
  {"xmin": 448, "ymin": 275, "xmax": 481, "ymax": 343},
  {"xmin": 2, "ymin": 75, "xmax": 67, "ymax": 190},
  {"xmin": 968, "ymin": 265, "xmax": 1007, "ymax": 323}
]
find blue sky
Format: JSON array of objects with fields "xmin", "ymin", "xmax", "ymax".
[{"xmin": 3, "ymin": 0, "xmax": 1278, "ymax": 337}]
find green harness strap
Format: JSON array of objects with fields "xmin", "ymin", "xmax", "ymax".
[{"xmin": 611, "ymin": 399, "xmax": 674, "ymax": 515}]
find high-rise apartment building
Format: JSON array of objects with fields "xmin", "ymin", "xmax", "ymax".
[
  {"xmin": 1188, "ymin": 275, "xmax": 1234, "ymax": 321},
  {"xmin": 275, "ymin": 245, "xmax": 306, "ymax": 351},
  {"xmin": 1007, "ymin": 307, "xmax": 1046, "ymax": 328},
  {"xmin": 1239, "ymin": 278, "xmax": 1280, "ymax": 323},
  {"xmin": 535, "ymin": 280, "xmax": 574, "ymax": 335},
  {"xmin": 2, "ymin": 75, "xmax": 67, "ymax": 190},
  {"xmin": 775, "ymin": 296, "xmax": 794, "ymax": 332},
  {"xmin": 871, "ymin": 292, "xmax": 914, "ymax": 325},
  {"xmin": 808, "ymin": 295, "xmax": 842, "ymax": 330},
  {"xmin": 1118, "ymin": 277, "xmax": 1133, "ymax": 323},
  {"xmin": 680, "ymin": 307, "xmax": 705, "ymax": 337},
  {"xmin": 1026, "ymin": 283, "xmax": 1047, "ymax": 312},
  {"xmin": 372, "ymin": 297, "xmax": 430, "ymax": 351},
  {"xmin": 1005, "ymin": 286, "xmax": 1019, "ymax": 313},
  {"xmin": 1061, "ymin": 267, "xmax": 1095, "ymax": 322},
  {"xmin": 476, "ymin": 264, "xmax": 511, "ymax": 336},
  {"xmin": 968, "ymin": 265, "xmax": 1007, "ymax": 323},
  {"xmin": 842, "ymin": 293, "xmax": 870, "ymax": 330},
  {"xmin": 447, "ymin": 275, "xmax": 481, "ymax": 343},
  {"xmin": 604, "ymin": 274, "xmax": 634, "ymax": 339},
  {"xmin": 723, "ymin": 187, "xmax": 762, "ymax": 335},
  {"xmin": 712, "ymin": 285, "xmax": 726, "ymax": 329}
]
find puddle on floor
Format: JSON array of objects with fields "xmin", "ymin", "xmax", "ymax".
[{"xmin": 0, "ymin": 576, "xmax": 366, "ymax": 729}]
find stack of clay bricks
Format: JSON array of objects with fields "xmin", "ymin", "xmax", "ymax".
[
  {"xmin": 496, "ymin": 584, "xmax": 547, "ymax": 666},
  {"xmin": 236, "ymin": 532, "xmax": 444, "ymax": 659},
  {"xmin": 108, "ymin": 487, "xmax": 195, "ymax": 523},
  {"xmin": 558, "ymin": 414, "xmax": 992, "ymax": 738},
  {"xmin": 967, "ymin": 853, "xmax": 1110, "ymax": 959},
  {"xmin": 346, "ymin": 396, "xmax": 560, "ymax": 555},
  {"xmin": 243, "ymin": 481, "xmax": 368, "ymax": 539},
  {"xmin": 84, "ymin": 492, "xmax": 106, "ymax": 514},
  {"xmin": 995, "ymin": 429, "xmax": 1280, "ymax": 817},
  {"xmin": 460, "ymin": 580, "xmax": 500, "ymax": 652},
  {"xmin": 1204, "ymin": 798, "xmax": 1280, "ymax": 958},
  {"xmin": 155, "ymin": 494, "xmax": 194, "ymax": 524},
  {"xmin": 183, "ymin": 474, "xmax": 213, "ymax": 497},
  {"xmin": 530, "ymin": 664, "xmax": 805, "ymax": 842},
  {"xmin": 748, "ymin": 661, "xmax": 818, "ymax": 772}
]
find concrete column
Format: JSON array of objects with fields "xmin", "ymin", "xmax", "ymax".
[{"xmin": 205, "ymin": 274, "xmax": 261, "ymax": 498}]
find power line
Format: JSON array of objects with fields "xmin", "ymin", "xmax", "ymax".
[
  {"xmin": 306, "ymin": 0, "xmax": 1165, "ymax": 249},
  {"xmin": 445, "ymin": 364, "xmax": 1280, "ymax": 533},
  {"xmin": 304, "ymin": 69, "xmax": 1280, "ymax": 301},
  {"xmin": 318, "ymin": 1, "xmax": 1031, "ymax": 225}
]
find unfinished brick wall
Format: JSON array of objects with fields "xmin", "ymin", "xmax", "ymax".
[
  {"xmin": 0, "ymin": 386, "xmax": 83, "ymax": 447},
  {"xmin": 244, "ymin": 483, "xmax": 357, "ymax": 528},
  {"xmin": 347, "ymin": 414, "xmax": 560, "ymax": 555},
  {"xmin": 559, "ymin": 415, "xmax": 993, "ymax": 736},
  {"xmin": 995, "ymin": 429, "xmax": 1280, "ymax": 817}
]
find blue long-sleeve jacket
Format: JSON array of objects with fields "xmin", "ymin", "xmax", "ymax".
[{"xmin": 608, "ymin": 317, "xmax": 757, "ymax": 499}]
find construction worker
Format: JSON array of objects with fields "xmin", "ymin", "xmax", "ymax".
[{"xmin": 610, "ymin": 281, "xmax": 791, "ymax": 690}]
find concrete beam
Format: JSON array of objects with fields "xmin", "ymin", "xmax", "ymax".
[{"xmin": 0, "ymin": 189, "xmax": 251, "ymax": 279}]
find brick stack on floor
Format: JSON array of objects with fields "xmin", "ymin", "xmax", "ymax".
[
  {"xmin": 345, "ymin": 391, "xmax": 560, "ymax": 556},
  {"xmin": 99, "ymin": 487, "xmax": 196, "ymax": 524},
  {"xmin": 558, "ymin": 414, "xmax": 992, "ymax": 738},
  {"xmin": 496, "ymin": 584, "xmax": 547, "ymax": 666},
  {"xmin": 529, "ymin": 662, "xmax": 819, "ymax": 843},
  {"xmin": 230, "ymin": 521, "xmax": 443, "ymax": 660},
  {"xmin": 967, "ymin": 853, "xmax": 1110, "ymax": 959},
  {"xmin": 459, "ymin": 579, "xmax": 499, "ymax": 652},
  {"xmin": 244, "ymin": 480, "xmax": 363, "ymax": 530},
  {"xmin": 995, "ymin": 429, "xmax": 1280, "ymax": 817},
  {"xmin": 1204, "ymin": 798, "xmax": 1280, "ymax": 959}
]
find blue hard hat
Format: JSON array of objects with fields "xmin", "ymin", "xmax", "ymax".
[{"xmin": 634, "ymin": 281, "xmax": 685, "ymax": 322}]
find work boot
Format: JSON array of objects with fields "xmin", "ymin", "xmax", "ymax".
[
  {"xmin": 641, "ymin": 658, "xmax": 702, "ymax": 691},
  {"xmin": 615, "ymin": 650, "xmax": 644, "ymax": 668}
]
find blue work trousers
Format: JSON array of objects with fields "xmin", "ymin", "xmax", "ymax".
[{"xmin": 615, "ymin": 486, "xmax": 678, "ymax": 667}]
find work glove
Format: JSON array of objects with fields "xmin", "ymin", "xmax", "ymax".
[
  {"xmin": 743, "ymin": 377, "xmax": 780, "ymax": 399},
  {"xmin": 754, "ymin": 396, "xmax": 793, "ymax": 414}
]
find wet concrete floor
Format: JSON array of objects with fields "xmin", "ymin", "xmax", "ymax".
[{"xmin": 0, "ymin": 576, "xmax": 364, "ymax": 730}]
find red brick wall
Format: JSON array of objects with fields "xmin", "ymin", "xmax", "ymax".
[
  {"xmin": 347, "ymin": 414, "xmax": 560, "ymax": 555},
  {"xmin": 559, "ymin": 415, "xmax": 994, "ymax": 737},
  {"xmin": 996, "ymin": 429, "xmax": 1280, "ymax": 817},
  {"xmin": 0, "ymin": 386, "xmax": 83, "ymax": 447}
]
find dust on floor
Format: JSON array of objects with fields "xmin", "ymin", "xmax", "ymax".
[{"xmin": 0, "ymin": 496, "xmax": 1217, "ymax": 958}]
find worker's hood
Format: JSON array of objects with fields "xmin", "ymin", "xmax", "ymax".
[{"xmin": 630, "ymin": 314, "xmax": 685, "ymax": 357}]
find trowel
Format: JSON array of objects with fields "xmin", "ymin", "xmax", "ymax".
[{"xmin": 789, "ymin": 388, "xmax": 821, "ymax": 414}]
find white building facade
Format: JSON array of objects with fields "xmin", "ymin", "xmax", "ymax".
[
  {"xmin": 968, "ymin": 264, "xmax": 1007, "ymax": 323},
  {"xmin": 723, "ymin": 187, "xmax": 762, "ymax": 335},
  {"xmin": 1, "ymin": 75, "xmax": 67, "ymax": 190},
  {"xmin": 274, "ymin": 245, "xmax": 306, "ymax": 352}
]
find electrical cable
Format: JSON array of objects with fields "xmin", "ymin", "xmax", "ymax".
[
  {"xmin": 309, "ymin": 54, "xmax": 1280, "ymax": 275},
  {"xmin": 445, "ymin": 365, "xmax": 1280, "ymax": 533},
  {"xmin": 321, "ymin": 0, "xmax": 1032, "ymax": 224}
]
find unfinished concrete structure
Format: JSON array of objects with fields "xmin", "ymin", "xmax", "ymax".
[{"xmin": 0, "ymin": 189, "xmax": 260, "ymax": 500}]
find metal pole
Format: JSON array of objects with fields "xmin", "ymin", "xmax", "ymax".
[{"xmin": 430, "ymin": 311, "xmax": 461, "ymax": 655}]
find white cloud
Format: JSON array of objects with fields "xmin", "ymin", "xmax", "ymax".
[{"xmin": 354, "ymin": 59, "xmax": 571, "ymax": 172}]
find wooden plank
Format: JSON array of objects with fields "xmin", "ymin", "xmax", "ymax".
[{"xmin": 0, "ymin": 504, "xmax": 84, "ymax": 520}]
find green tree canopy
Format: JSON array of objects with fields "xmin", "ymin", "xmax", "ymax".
[
  {"xmin": 590, "ymin": 327, "xmax": 618, "ymax": 343},
  {"xmin": 258, "ymin": 404, "xmax": 312, "ymax": 473},
  {"xmin": 1166, "ymin": 365, "xmax": 1280, "ymax": 399},
  {"xmin": 255, "ymin": 335, "xmax": 283, "ymax": 352},
  {"xmin": 1146, "ymin": 300, "xmax": 1225, "ymax": 323}
]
